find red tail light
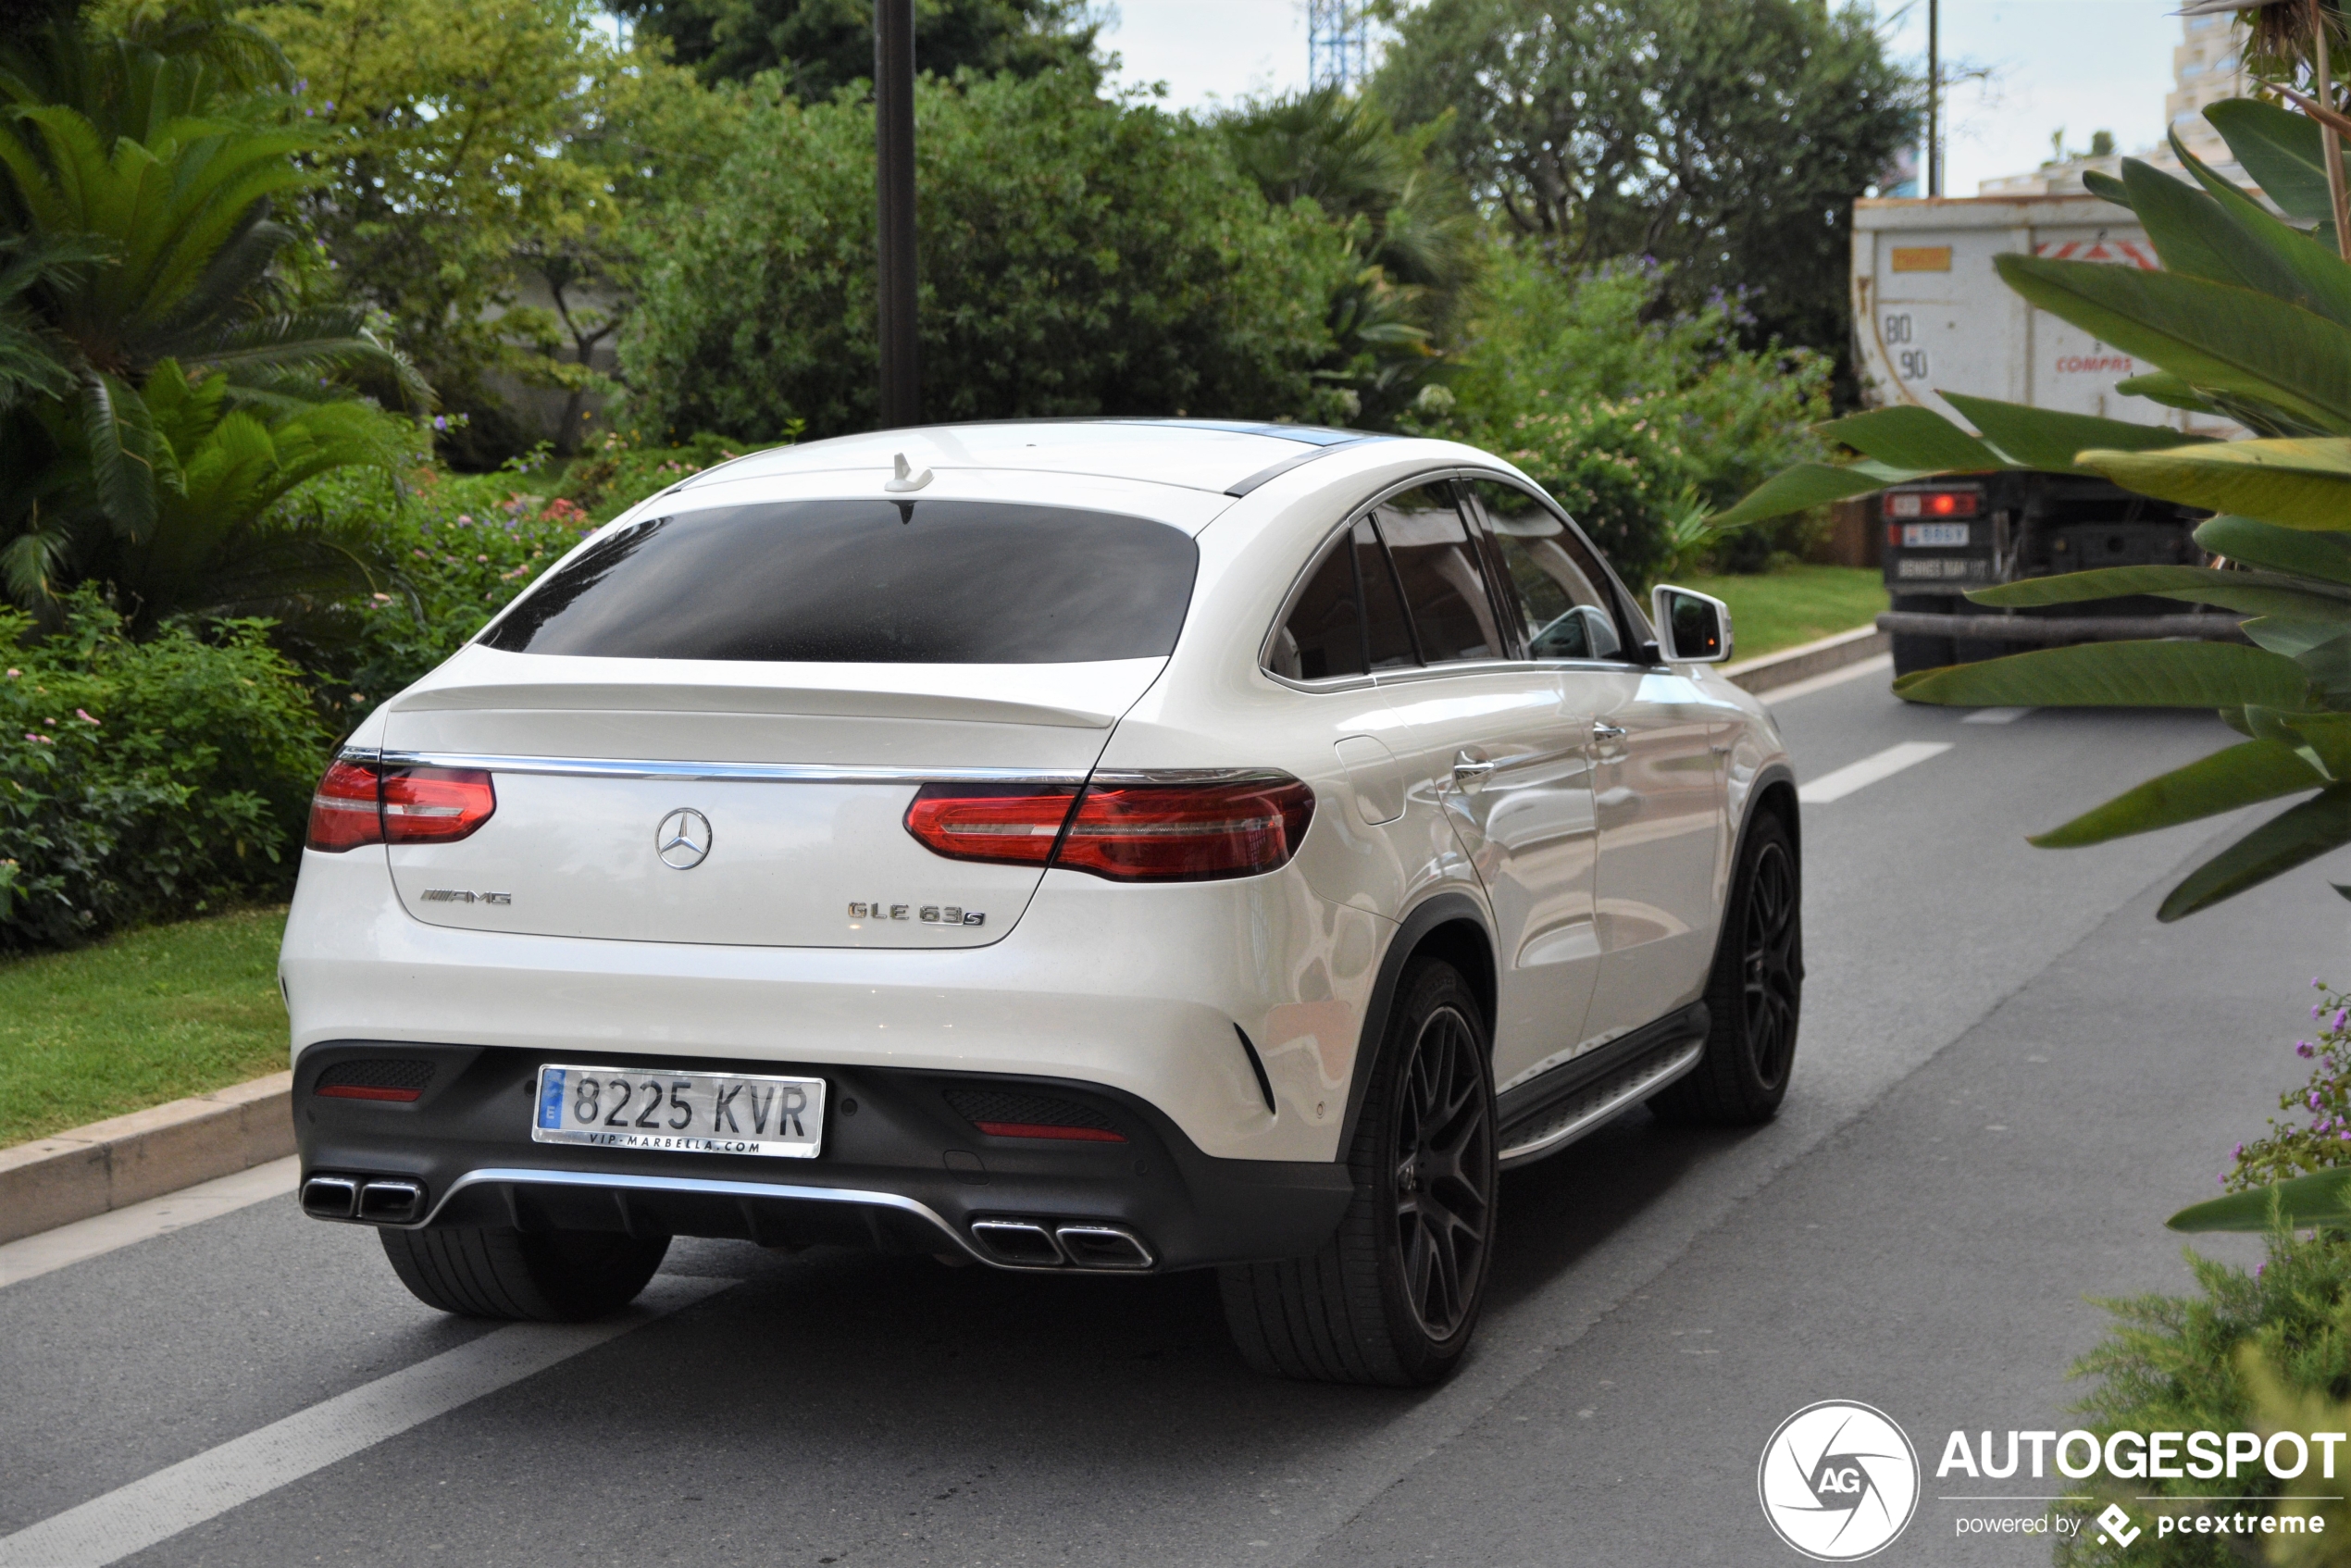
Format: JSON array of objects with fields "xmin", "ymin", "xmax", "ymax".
[
  {"xmin": 305, "ymin": 760, "xmax": 496, "ymax": 852},
  {"xmin": 905, "ymin": 775, "xmax": 1314, "ymax": 883},
  {"xmin": 381, "ymin": 766, "xmax": 497, "ymax": 843},
  {"xmin": 1885, "ymin": 489, "xmax": 1979, "ymax": 519},
  {"xmin": 903, "ymin": 786, "xmax": 1080, "ymax": 865},
  {"xmin": 306, "ymin": 760, "xmax": 385, "ymax": 852}
]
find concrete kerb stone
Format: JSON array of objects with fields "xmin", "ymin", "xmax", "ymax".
[
  {"xmin": 1722, "ymin": 624, "xmax": 1890, "ymax": 696},
  {"xmin": 0, "ymin": 1071, "xmax": 293, "ymax": 1245}
]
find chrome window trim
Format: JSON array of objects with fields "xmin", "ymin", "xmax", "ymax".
[{"xmin": 352, "ymin": 748, "xmax": 1088, "ymax": 787}]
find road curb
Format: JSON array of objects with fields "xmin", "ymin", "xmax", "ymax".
[
  {"xmin": 0, "ymin": 1072, "xmax": 293, "ymax": 1246},
  {"xmin": 1723, "ymin": 624, "xmax": 1890, "ymax": 695}
]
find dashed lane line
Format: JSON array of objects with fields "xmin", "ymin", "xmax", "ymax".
[
  {"xmin": 1961, "ymin": 707, "xmax": 2034, "ymax": 725},
  {"xmin": 1797, "ymin": 740, "xmax": 1954, "ymax": 804},
  {"xmin": 0, "ymin": 1275, "xmax": 734, "ymax": 1567}
]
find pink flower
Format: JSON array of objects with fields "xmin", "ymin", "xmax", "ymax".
[
  {"xmin": 74, "ymin": 708, "xmax": 96, "ymax": 725},
  {"xmin": 3, "ymin": 668, "xmax": 16, "ymax": 678}
]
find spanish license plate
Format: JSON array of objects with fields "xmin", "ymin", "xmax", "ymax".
[
  {"xmin": 1901, "ymin": 522, "xmax": 1971, "ymax": 547},
  {"xmin": 532, "ymin": 1064, "xmax": 824, "ymax": 1158}
]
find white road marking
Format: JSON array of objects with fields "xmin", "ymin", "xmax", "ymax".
[
  {"xmin": 1757, "ymin": 652, "xmax": 1893, "ymax": 707},
  {"xmin": 0, "ymin": 1157, "xmax": 299, "ymax": 1291},
  {"xmin": 1797, "ymin": 741, "xmax": 1954, "ymax": 804},
  {"xmin": 1961, "ymin": 707, "xmax": 2034, "ymax": 725},
  {"xmin": 0, "ymin": 1275, "xmax": 732, "ymax": 1568}
]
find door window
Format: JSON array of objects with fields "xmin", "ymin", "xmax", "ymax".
[
  {"xmin": 1265, "ymin": 518, "xmax": 1417, "ymax": 680},
  {"xmin": 1469, "ymin": 479, "xmax": 1628, "ymax": 661},
  {"xmin": 1374, "ymin": 484, "xmax": 1506, "ymax": 664}
]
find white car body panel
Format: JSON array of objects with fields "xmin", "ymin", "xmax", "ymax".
[{"xmin": 283, "ymin": 423, "xmax": 1793, "ymax": 1185}]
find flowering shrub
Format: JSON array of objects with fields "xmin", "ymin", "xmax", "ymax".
[
  {"xmin": 2053, "ymin": 1232, "xmax": 2351, "ymax": 1563},
  {"xmin": 1417, "ymin": 250, "xmax": 1834, "ymax": 587},
  {"xmin": 0, "ymin": 594, "xmax": 330, "ymax": 950},
  {"xmin": 2222, "ymin": 979, "xmax": 2351, "ymax": 1193}
]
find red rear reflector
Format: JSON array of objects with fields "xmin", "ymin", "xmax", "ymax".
[
  {"xmin": 972, "ymin": 1121, "xmax": 1127, "ymax": 1142},
  {"xmin": 903, "ymin": 785, "xmax": 1080, "ymax": 865},
  {"xmin": 305, "ymin": 760, "xmax": 385, "ymax": 852},
  {"xmin": 382, "ymin": 766, "xmax": 496, "ymax": 843},
  {"xmin": 315, "ymin": 1084, "xmax": 424, "ymax": 1102}
]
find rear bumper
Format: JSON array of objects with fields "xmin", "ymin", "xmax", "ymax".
[
  {"xmin": 292, "ymin": 1041, "xmax": 1354, "ymax": 1272},
  {"xmin": 1875, "ymin": 610, "xmax": 2248, "ymax": 643}
]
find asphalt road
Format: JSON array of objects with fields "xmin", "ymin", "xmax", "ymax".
[{"xmin": 4, "ymin": 662, "xmax": 2338, "ymax": 1568}]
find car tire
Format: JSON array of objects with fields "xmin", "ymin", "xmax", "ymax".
[
  {"xmin": 379, "ymin": 1226, "xmax": 669, "ymax": 1322},
  {"xmin": 1217, "ymin": 958, "xmax": 1498, "ymax": 1387},
  {"xmin": 1650, "ymin": 811, "xmax": 1802, "ymax": 1127}
]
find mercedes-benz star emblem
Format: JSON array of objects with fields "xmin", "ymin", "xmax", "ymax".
[{"xmin": 655, "ymin": 808, "xmax": 713, "ymax": 870}]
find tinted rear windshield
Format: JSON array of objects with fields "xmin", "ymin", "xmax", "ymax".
[{"xmin": 480, "ymin": 500, "xmax": 1199, "ymax": 663}]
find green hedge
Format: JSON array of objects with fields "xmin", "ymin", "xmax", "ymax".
[{"xmin": 0, "ymin": 595, "xmax": 329, "ymax": 950}]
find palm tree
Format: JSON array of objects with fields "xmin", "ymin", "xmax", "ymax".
[{"xmin": 0, "ymin": 1, "xmax": 430, "ymax": 623}]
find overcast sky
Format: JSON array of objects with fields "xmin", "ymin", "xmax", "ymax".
[{"xmin": 1096, "ymin": 0, "xmax": 2190, "ymax": 196}]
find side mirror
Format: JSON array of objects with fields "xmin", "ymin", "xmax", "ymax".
[{"xmin": 1651, "ymin": 585, "xmax": 1734, "ymax": 665}]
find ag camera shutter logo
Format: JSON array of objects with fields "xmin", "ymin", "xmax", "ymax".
[{"xmin": 1759, "ymin": 1400, "xmax": 1921, "ymax": 1560}]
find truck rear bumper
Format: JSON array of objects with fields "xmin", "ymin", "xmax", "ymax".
[{"xmin": 1876, "ymin": 611, "xmax": 2248, "ymax": 644}]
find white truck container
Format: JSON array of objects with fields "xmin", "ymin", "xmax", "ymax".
[{"xmin": 1850, "ymin": 194, "xmax": 2241, "ymax": 674}]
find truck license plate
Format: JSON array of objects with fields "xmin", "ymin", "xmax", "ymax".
[
  {"xmin": 532, "ymin": 1064, "xmax": 824, "ymax": 1158},
  {"xmin": 1901, "ymin": 523, "xmax": 1971, "ymax": 547}
]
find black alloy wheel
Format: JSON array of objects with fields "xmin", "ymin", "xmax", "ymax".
[
  {"xmin": 1391, "ymin": 999, "xmax": 1494, "ymax": 1340},
  {"xmin": 1218, "ymin": 958, "xmax": 1499, "ymax": 1386},
  {"xmin": 1738, "ymin": 833, "xmax": 1800, "ymax": 1096},
  {"xmin": 1652, "ymin": 810, "xmax": 1803, "ymax": 1126}
]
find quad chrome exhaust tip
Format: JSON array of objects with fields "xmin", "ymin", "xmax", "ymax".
[
  {"xmin": 967, "ymin": 1218, "xmax": 1154, "ymax": 1271},
  {"xmin": 300, "ymin": 1174, "xmax": 425, "ymax": 1225}
]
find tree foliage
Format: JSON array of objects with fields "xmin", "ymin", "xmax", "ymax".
[
  {"xmin": 0, "ymin": 2, "xmax": 418, "ymax": 621},
  {"xmin": 614, "ymin": 0, "xmax": 1094, "ymax": 93},
  {"xmin": 248, "ymin": 0, "xmax": 739, "ymax": 462},
  {"xmin": 621, "ymin": 68, "xmax": 1357, "ymax": 442},
  {"xmin": 1371, "ymin": 0, "xmax": 1919, "ymax": 364}
]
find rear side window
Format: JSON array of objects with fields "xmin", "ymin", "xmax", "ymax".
[
  {"xmin": 1375, "ymin": 484, "xmax": 1505, "ymax": 664},
  {"xmin": 482, "ymin": 500, "xmax": 1199, "ymax": 663},
  {"xmin": 1267, "ymin": 519, "xmax": 1418, "ymax": 681}
]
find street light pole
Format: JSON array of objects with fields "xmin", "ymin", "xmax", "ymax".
[
  {"xmin": 875, "ymin": 0, "xmax": 919, "ymax": 428},
  {"xmin": 1926, "ymin": 0, "xmax": 1940, "ymax": 198}
]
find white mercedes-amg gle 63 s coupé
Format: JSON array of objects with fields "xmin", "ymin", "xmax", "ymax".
[{"xmin": 283, "ymin": 419, "xmax": 1801, "ymax": 1386}]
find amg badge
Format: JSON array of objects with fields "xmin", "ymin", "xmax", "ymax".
[{"xmin": 420, "ymin": 889, "xmax": 512, "ymax": 905}]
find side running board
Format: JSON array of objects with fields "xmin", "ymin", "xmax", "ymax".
[{"xmin": 1495, "ymin": 1003, "xmax": 1710, "ymax": 1169}]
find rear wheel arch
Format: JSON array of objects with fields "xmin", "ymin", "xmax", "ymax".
[{"xmin": 1337, "ymin": 893, "xmax": 1495, "ymax": 1154}]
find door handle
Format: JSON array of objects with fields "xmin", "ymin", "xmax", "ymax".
[
  {"xmin": 1450, "ymin": 751, "xmax": 1496, "ymax": 793},
  {"xmin": 1591, "ymin": 721, "xmax": 1628, "ymax": 742}
]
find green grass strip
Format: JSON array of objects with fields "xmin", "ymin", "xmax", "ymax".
[
  {"xmin": 1671, "ymin": 566, "xmax": 1888, "ymax": 661},
  {"xmin": 0, "ymin": 906, "xmax": 290, "ymax": 1149}
]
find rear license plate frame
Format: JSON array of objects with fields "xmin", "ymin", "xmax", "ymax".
[{"xmin": 531, "ymin": 1064, "xmax": 825, "ymax": 1159}]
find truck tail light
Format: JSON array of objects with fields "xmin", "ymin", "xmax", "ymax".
[
  {"xmin": 305, "ymin": 760, "xmax": 496, "ymax": 852},
  {"xmin": 1885, "ymin": 490, "xmax": 1980, "ymax": 520},
  {"xmin": 905, "ymin": 776, "xmax": 1315, "ymax": 883}
]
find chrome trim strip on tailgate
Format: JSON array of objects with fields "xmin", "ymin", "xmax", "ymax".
[{"xmin": 357, "ymin": 749, "xmax": 1088, "ymax": 787}]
